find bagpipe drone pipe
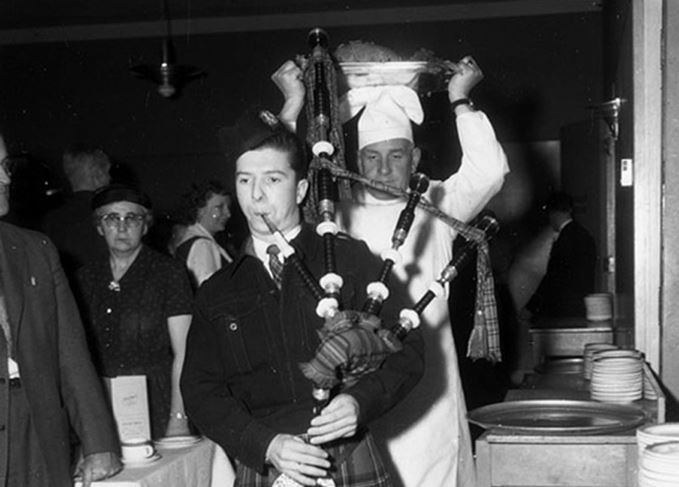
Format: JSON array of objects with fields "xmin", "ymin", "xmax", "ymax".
[
  {"xmin": 263, "ymin": 28, "xmax": 501, "ymax": 414},
  {"xmin": 265, "ymin": 27, "xmax": 500, "ymax": 487}
]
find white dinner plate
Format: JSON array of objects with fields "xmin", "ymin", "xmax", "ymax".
[
  {"xmin": 155, "ymin": 435, "xmax": 202, "ymax": 449},
  {"xmin": 638, "ymin": 422, "xmax": 679, "ymax": 439}
]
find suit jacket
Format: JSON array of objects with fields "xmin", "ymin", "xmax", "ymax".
[
  {"xmin": 41, "ymin": 191, "xmax": 108, "ymax": 279},
  {"xmin": 528, "ymin": 220, "xmax": 596, "ymax": 317},
  {"xmin": 0, "ymin": 221, "xmax": 118, "ymax": 486}
]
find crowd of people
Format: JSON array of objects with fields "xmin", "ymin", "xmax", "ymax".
[{"xmin": 0, "ymin": 47, "xmax": 512, "ymax": 487}]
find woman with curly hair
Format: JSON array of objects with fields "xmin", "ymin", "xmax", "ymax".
[{"xmin": 173, "ymin": 180, "xmax": 234, "ymax": 289}]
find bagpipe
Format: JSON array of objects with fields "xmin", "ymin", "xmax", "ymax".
[
  {"xmin": 268, "ymin": 28, "xmax": 500, "ymax": 486},
  {"xmin": 268, "ymin": 27, "xmax": 501, "ymax": 413}
]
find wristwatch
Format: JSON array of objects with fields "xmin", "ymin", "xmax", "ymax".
[{"xmin": 450, "ymin": 98, "xmax": 475, "ymax": 111}]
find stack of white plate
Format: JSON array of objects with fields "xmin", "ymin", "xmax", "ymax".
[
  {"xmin": 643, "ymin": 367, "xmax": 660, "ymax": 400},
  {"xmin": 584, "ymin": 292, "xmax": 614, "ymax": 321},
  {"xmin": 590, "ymin": 349, "xmax": 643, "ymax": 403},
  {"xmin": 637, "ymin": 423, "xmax": 679, "ymax": 459},
  {"xmin": 639, "ymin": 441, "xmax": 679, "ymax": 486},
  {"xmin": 583, "ymin": 343, "xmax": 618, "ymax": 380}
]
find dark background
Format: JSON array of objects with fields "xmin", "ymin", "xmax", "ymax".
[
  {"xmin": 0, "ymin": 12, "xmax": 602, "ymax": 216},
  {"xmin": 0, "ymin": 4, "xmax": 612, "ymax": 422}
]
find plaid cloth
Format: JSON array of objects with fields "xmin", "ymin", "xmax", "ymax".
[
  {"xmin": 234, "ymin": 431, "xmax": 390, "ymax": 487},
  {"xmin": 468, "ymin": 242, "xmax": 501, "ymax": 362},
  {"xmin": 317, "ymin": 161, "xmax": 502, "ymax": 363}
]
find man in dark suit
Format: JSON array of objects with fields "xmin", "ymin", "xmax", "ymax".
[
  {"xmin": 0, "ymin": 134, "xmax": 121, "ymax": 486},
  {"xmin": 526, "ymin": 192, "xmax": 596, "ymax": 317},
  {"xmin": 42, "ymin": 144, "xmax": 111, "ymax": 281}
]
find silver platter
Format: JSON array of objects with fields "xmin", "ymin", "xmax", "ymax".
[
  {"xmin": 468, "ymin": 399, "xmax": 647, "ymax": 435},
  {"xmin": 337, "ymin": 61, "xmax": 455, "ymax": 94},
  {"xmin": 339, "ymin": 61, "xmax": 428, "ymax": 89}
]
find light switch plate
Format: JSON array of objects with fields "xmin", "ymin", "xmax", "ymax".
[{"xmin": 620, "ymin": 158, "xmax": 633, "ymax": 187}]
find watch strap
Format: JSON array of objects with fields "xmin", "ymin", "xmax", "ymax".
[{"xmin": 450, "ymin": 98, "xmax": 475, "ymax": 110}]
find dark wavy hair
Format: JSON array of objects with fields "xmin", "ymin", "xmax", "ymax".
[
  {"xmin": 179, "ymin": 180, "xmax": 230, "ymax": 224},
  {"xmin": 250, "ymin": 131, "xmax": 308, "ymax": 181}
]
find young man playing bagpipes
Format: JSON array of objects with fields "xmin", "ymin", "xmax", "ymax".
[{"xmin": 181, "ymin": 111, "xmax": 424, "ymax": 487}]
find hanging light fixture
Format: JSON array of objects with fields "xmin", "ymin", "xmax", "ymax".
[{"xmin": 129, "ymin": 0, "xmax": 205, "ymax": 98}]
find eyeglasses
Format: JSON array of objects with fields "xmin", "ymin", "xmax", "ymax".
[
  {"xmin": 0, "ymin": 157, "xmax": 14, "ymax": 178},
  {"xmin": 100, "ymin": 212, "xmax": 146, "ymax": 229}
]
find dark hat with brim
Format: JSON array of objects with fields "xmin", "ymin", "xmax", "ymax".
[
  {"xmin": 92, "ymin": 183, "xmax": 152, "ymax": 211},
  {"xmin": 217, "ymin": 108, "xmax": 290, "ymax": 163}
]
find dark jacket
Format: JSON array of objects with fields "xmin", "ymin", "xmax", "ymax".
[
  {"xmin": 0, "ymin": 222, "xmax": 118, "ymax": 486},
  {"xmin": 181, "ymin": 224, "xmax": 424, "ymax": 473},
  {"xmin": 528, "ymin": 220, "xmax": 596, "ymax": 317},
  {"xmin": 42, "ymin": 191, "xmax": 108, "ymax": 279}
]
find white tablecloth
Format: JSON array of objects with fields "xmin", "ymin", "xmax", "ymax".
[
  {"xmin": 74, "ymin": 438, "xmax": 235, "ymax": 487},
  {"xmin": 210, "ymin": 444, "xmax": 235, "ymax": 487}
]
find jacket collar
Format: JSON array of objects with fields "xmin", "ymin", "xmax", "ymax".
[{"xmin": 0, "ymin": 223, "xmax": 27, "ymax": 339}]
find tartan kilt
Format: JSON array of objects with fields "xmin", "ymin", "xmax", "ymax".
[{"xmin": 235, "ymin": 430, "xmax": 391, "ymax": 487}]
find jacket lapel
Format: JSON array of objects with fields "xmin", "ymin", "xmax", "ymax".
[{"xmin": 0, "ymin": 225, "xmax": 26, "ymax": 341}]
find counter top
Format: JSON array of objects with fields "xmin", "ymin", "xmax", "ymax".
[
  {"xmin": 473, "ymin": 362, "xmax": 664, "ymax": 486},
  {"xmin": 517, "ymin": 362, "xmax": 662, "ymax": 423}
]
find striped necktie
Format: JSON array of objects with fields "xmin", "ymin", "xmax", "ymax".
[{"xmin": 266, "ymin": 244, "xmax": 284, "ymax": 288}]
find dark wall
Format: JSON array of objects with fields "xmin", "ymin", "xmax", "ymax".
[
  {"xmin": 602, "ymin": 0, "xmax": 634, "ymax": 320},
  {"xmin": 0, "ymin": 12, "xmax": 602, "ymax": 215}
]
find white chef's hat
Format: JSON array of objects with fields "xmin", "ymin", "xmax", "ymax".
[{"xmin": 339, "ymin": 86, "xmax": 424, "ymax": 150}]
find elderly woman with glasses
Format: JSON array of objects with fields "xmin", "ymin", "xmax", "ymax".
[{"xmin": 74, "ymin": 184, "xmax": 193, "ymax": 439}]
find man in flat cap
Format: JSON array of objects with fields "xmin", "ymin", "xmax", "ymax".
[
  {"xmin": 181, "ymin": 112, "xmax": 423, "ymax": 486},
  {"xmin": 274, "ymin": 54, "xmax": 508, "ymax": 487},
  {"xmin": 0, "ymin": 134, "xmax": 121, "ymax": 486}
]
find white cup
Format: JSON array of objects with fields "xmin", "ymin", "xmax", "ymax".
[
  {"xmin": 121, "ymin": 438, "xmax": 155, "ymax": 461},
  {"xmin": 584, "ymin": 293, "xmax": 613, "ymax": 321}
]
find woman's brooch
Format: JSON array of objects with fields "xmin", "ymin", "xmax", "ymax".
[{"xmin": 108, "ymin": 280, "xmax": 121, "ymax": 292}]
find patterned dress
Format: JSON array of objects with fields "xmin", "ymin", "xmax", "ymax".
[{"xmin": 75, "ymin": 245, "xmax": 193, "ymax": 438}]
